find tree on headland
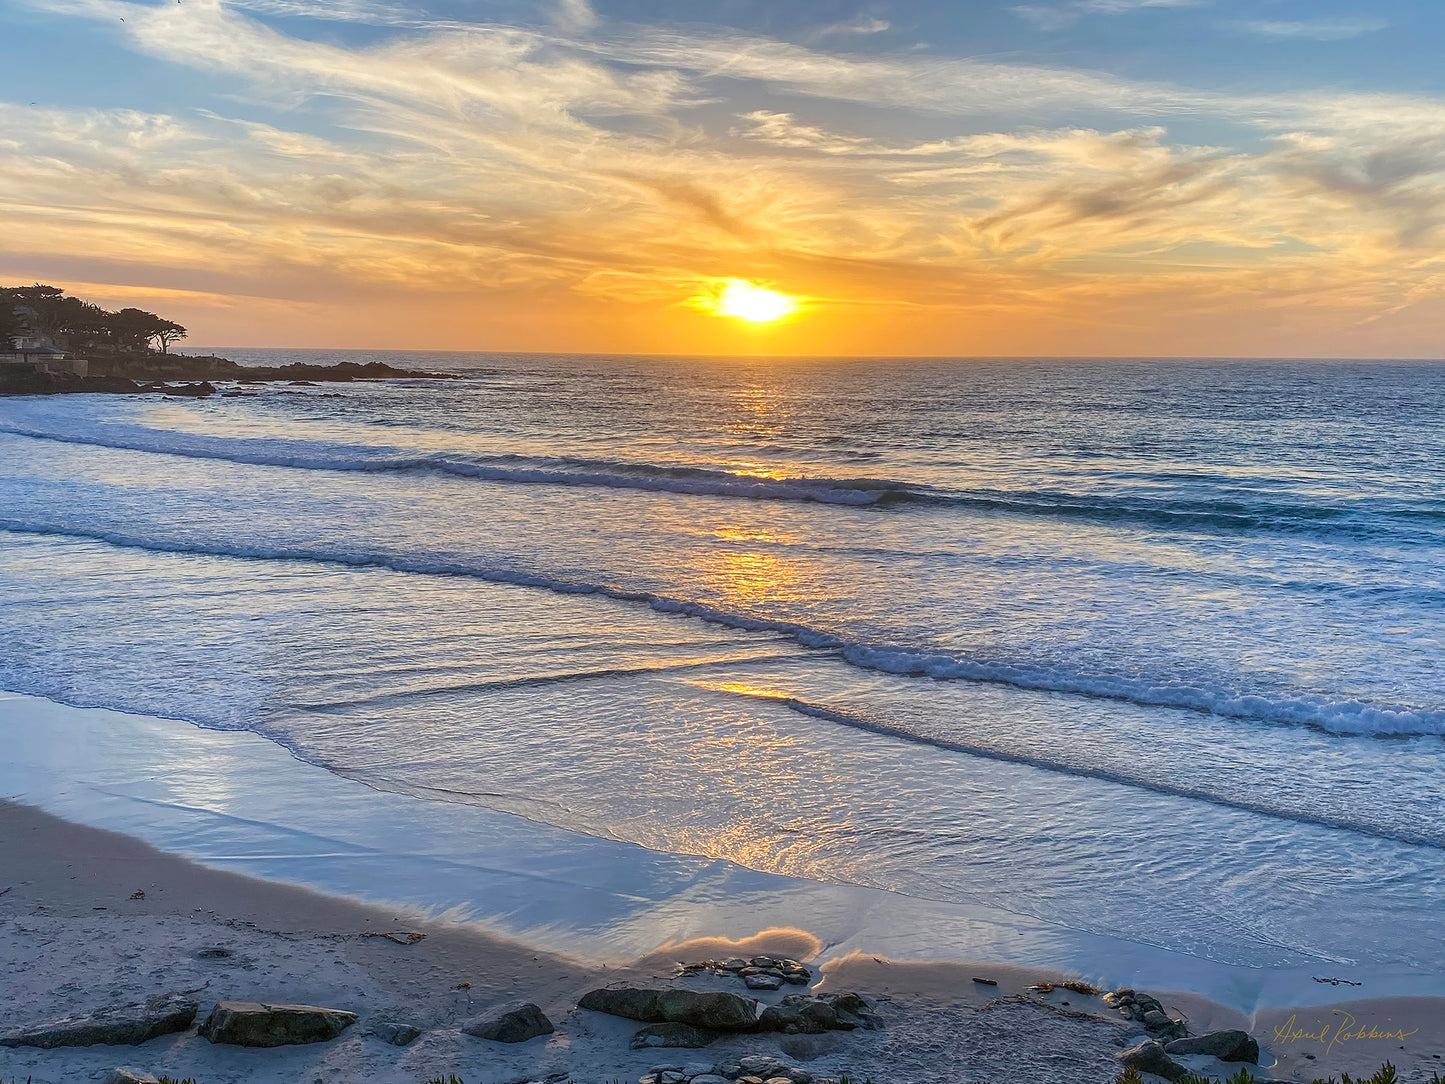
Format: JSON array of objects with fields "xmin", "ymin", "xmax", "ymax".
[
  {"xmin": 0, "ymin": 297, "xmax": 23, "ymax": 350},
  {"xmin": 0, "ymin": 285, "xmax": 187, "ymax": 355},
  {"xmin": 152, "ymin": 317, "xmax": 187, "ymax": 353},
  {"xmin": 111, "ymin": 307, "xmax": 187, "ymax": 353}
]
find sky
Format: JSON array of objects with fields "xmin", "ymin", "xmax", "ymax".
[{"xmin": 3, "ymin": 0, "xmax": 1445, "ymax": 356}]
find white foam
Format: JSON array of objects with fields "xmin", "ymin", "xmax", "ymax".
[{"xmin": 5, "ymin": 691, "xmax": 1440, "ymax": 1010}]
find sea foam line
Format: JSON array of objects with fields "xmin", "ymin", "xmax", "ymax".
[
  {"xmin": 0, "ymin": 420, "xmax": 908, "ymax": 506},
  {"xmin": 1, "ymin": 517, "xmax": 1441, "ymax": 740},
  {"xmin": 5, "ymin": 416, "xmax": 1442, "ymax": 538},
  {"xmin": 693, "ymin": 684, "xmax": 1445, "ymax": 850}
]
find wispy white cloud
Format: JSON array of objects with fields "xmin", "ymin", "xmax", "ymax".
[
  {"xmin": 1013, "ymin": 0, "xmax": 1201, "ymax": 32},
  {"xmin": 1235, "ymin": 18, "xmax": 1389, "ymax": 42},
  {"xmin": 810, "ymin": 14, "xmax": 891, "ymax": 39},
  {"xmin": 552, "ymin": 0, "xmax": 598, "ymax": 34}
]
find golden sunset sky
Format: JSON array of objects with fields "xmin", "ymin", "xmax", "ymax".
[{"xmin": 3, "ymin": 0, "xmax": 1444, "ymax": 355}]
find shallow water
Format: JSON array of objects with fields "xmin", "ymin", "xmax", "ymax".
[{"xmin": 1, "ymin": 353, "xmax": 1442, "ymax": 971}]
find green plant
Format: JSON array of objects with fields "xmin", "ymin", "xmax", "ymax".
[{"xmin": 1120, "ymin": 1061, "xmax": 1423, "ymax": 1084}]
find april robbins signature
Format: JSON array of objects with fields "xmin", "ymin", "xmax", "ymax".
[{"xmin": 1274, "ymin": 1011, "xmax": 1421, "ymax": 1058}]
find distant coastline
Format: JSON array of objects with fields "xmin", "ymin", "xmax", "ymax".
[{"xmin": 1, "ymin": 283, "xmax": 450, "ymax": 396}]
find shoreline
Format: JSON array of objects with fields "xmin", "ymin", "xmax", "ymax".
[
  {"xmin": 5, "ymin": 800, "xmax": 1443, "ymax": 1084},
  {"xmin": 3, "ymin": 691, "xmax": 1444, "ymax": 1081}
]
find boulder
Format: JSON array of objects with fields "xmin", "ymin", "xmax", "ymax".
[
  {"xmin": 580, "ymin": 987, "xmax": 667, "ymax": 1020},
  {"xmin": 0, "ymin": 993, "xmax": 198, "ymax": 1048},
  {"xmin": 197, "ymin": 1001, "xmax": 356, "ymax": 1047},
  {"xmin": 656, "ymin": 990, "xmax": 758, "ymax": 1030},
  {"xmin": 713, "ymin": 1055, "xmax": 811, "ymax": 1083},
  {"xmin": 463, "ymin": 1001, "xmax": 555, "ymax": 1043},
  {"xmin": 630, "ymin": 1022, "xmax": 717, "ymax": 1049},
  {"xmin": 368, "ymin": 1019, "xmax": 422, "ymax": 1046},
  {"xmin": 756, "ymin": 992, "xmax": 882, "ymax": 1034},
  {"xmin": 578, "ymin": 987, "xmax": 758, "ymax": 1030},
  {"xmin": 744, "ymin": 972, "xmax": 784, "ymax": 991},
  {"xmin": 1117, "ymin": 1039, "xmax": 1189, "ymax": 1082},
  {"xmin": 102, "ymin": 1071, "xmax": 160, "ymax": 1084},
  {"xmin": 1166, "ymin": 1029, "xmax": 1260, "ymax": 1064},
  {"xmin": 739, "ymin": 1055, "xmax": 791, "ymax": 1077}
]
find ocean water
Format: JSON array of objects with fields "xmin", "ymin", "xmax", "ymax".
[{"xmin": 1, "ymin": 353, "xmax": 1443, "ymax": 972}]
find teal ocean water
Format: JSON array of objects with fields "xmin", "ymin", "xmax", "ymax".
[{"xmin": 1, "ymin": 354, "xmax": 1442, "ymax": 972}]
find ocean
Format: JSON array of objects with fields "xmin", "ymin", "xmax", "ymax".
[{"xmin": 1, "ymin": 352, "xmax": 1442, "ymax": 973}]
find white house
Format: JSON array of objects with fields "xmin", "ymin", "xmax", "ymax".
[{"xmin": 0, "ymin": 334, "xmax": 89, "ymax": 377}]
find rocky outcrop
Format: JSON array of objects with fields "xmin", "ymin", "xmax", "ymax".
[
  {"xmin": 630, "ymin": 1022, "xmax": 718, "ymax": 1049},
  {"xmin": 85, "ymin": 355, "xmax": 450, "ymax": 383},
  {"xmin": 0, "ymin": 993, "xmax": 198, "ymax": 1048},
  {"xmin": 578, "ymin": 987, "xmax": 759, "ymax": 1030},
  {"xmin": 197, "ymin": 1001, "xmax": 356, "ymax": 1046},
  {"xmin": 756, "ymin": 991, "xmax": 883, "ymax": 1034},
  {"xmin": 463, "ymin": 1001, "xmax": 555, "ymax": 1043},
  {"xmin": 641, "ymin": 1058, "xmax": 857, "ymax": 1084},
  {"xmin": 101, "ymin": 1070, "xmax": 160, "ymax": 1084},
  {"xmin": 676, "ymin": 956, "xmax": 813, "ymax": 991},
  {"xmin": 1104, "ymin": 987, "xmax": 1187, "ymax": 1040},
  {"xmin": 368, "ymin": 1019, "xmax": 422, "ymax": 1046},
  {"xmin": 1166, "ymin": 1028, "xmax": 1260, "ymax": 1063},
  {"xmin": 2, "ymin": 354, "xmax": 450, "ymax": 397},
  {"xmin": 1117, "ymin": 1038, "xmax": 1189, "ymax": 1081}
]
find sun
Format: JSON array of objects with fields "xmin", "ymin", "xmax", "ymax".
[{"xmin": 708, "ymin": 280, "xmax": 798, "ymax": 323}]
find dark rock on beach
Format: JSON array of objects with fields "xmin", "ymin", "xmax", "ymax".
[
  {"xmin": 463, "ymin": 1000, "xmax": 555, "ymax": 1043},
  {"xmin": 1117, "ymin": 1038, "xmax": 1189, "ymax": 1082},
  {"xmin": 1166, "ymin": 1028, "xmax": 1260, "ymax": 1063},
  {"xmin": 1105, "ymin": 987, "xmax": 1187, "ymax": 1040},
  {"xmin": 101, "ymin": 1070, "xmax": 161, "ymax": 1084},
  {"xmin": 368, "ymin": 1019, "xmax": 422, "ymax": 1046},
  {"xmin": 578, "ymin": 987, "xmax": 759, "ymax": 1030},
  {"xmin": 197, "ymin": 1000, "xmax": 356, "ymax": 1046},
  {"xmin": 756, "ymin": 991, "xmax": 882, "ymax": 1034},
  {"xmin": 630, "ymin": 1022, "xmax": 718, "ymax": 1049},
  {"xmin": 676, "ymin": 956, "xmax": 813, "ymax": 989},
  {"xmin": 0, "ymin": 992, "xmax": 198, "ymax": 1048}
]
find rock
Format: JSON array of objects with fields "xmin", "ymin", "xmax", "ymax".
[
  {"xmin": 740, "ymin": 1055, "xmax": 790, "ymax": 1077},
  {"xmin": 102, "ymin": 1071, "xmax": 160, "ymax": 1084},
  {"xmin": 464, "ymin": 1001, "xmax": 555, "ymax": 1043},
  {"xmin": 757, "ymin": 992, "xmax": 882, "ymax": 1034},
  {"xmin": 578, "ymin": 987, "xmax": 758, "ymax": 1030},
  {"xmin": 691, "ymin": 1077, "xmax": 731, "ymax": 1084},
  {"xmin": 369, "ymin": 1019, "xmax": 422, "ymax": 1046},
  {"xmin": 750, "ymin": 956, "xmax": 780, "ymax": 968},
  {"xmin": 1117, "ymin": 1039, "xmax": 1189, "ymax": 1082},
  {"xmin": 197, "ymin": 1001, "xmax": 356, "ymax": 1047},
  {"xmin": 1166, "ymin": 1029, "xmax": 1260, "ymax": 1064},
  {"xmin": 0, "ymin": 993, "xmax": 199, "ymax": 1048},
  {"xmin": 579, "ymin": 987, "xmax": 665, "ymax": 1020},
  {"xmin": 744, "ymin": 972, "xmax": 785, "ymax": 991},
  {"xmin": 723, "ymin": 958, "xmax": 748, "ymax": 971},
  {"xmin": 630, "ymin": 1022, "xmax": 717, "ymax": 1049}
]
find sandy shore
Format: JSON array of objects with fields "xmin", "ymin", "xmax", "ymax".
[{"xmin": 4, "ymin": 800, "xmax": 1444, "ymax": 1084}]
